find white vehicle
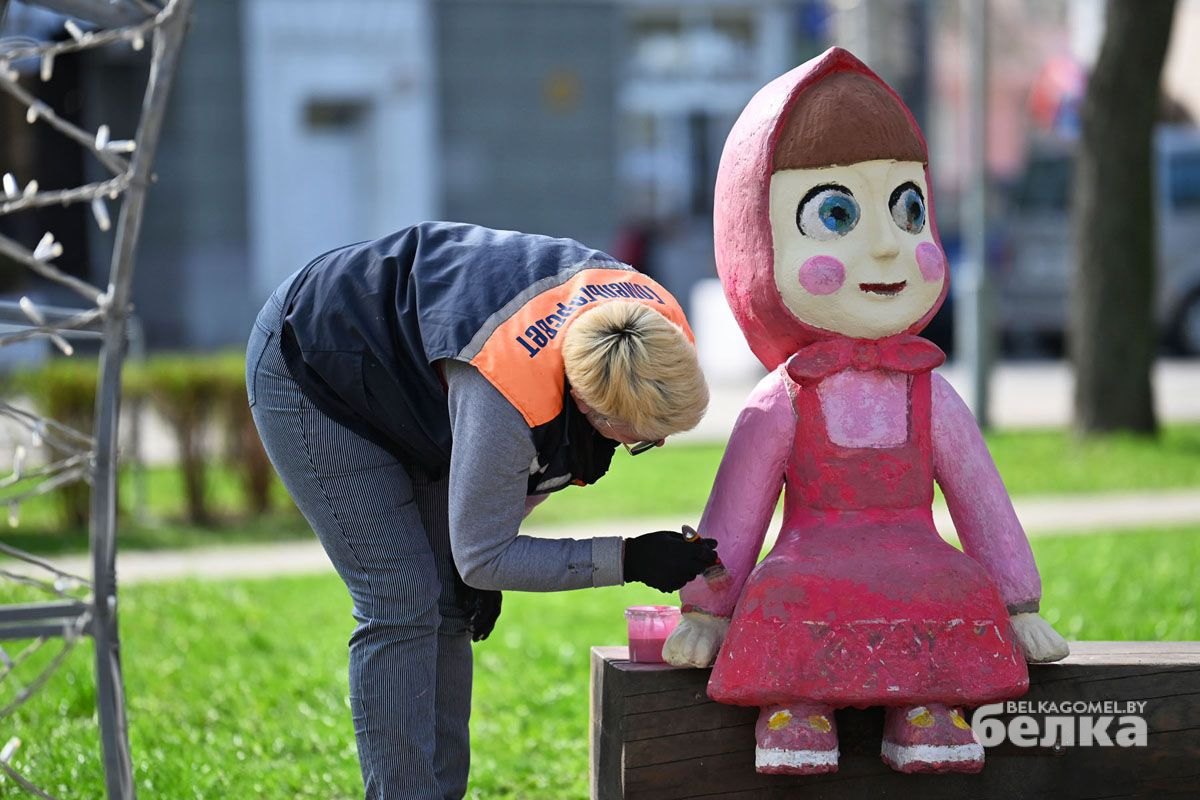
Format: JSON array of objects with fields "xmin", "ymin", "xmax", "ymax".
[{"xmin": 999, "ymin": 126, "xmax": 1200, "ymax": 354}]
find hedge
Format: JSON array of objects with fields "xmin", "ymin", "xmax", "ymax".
[
  {"xmin": 5, "ymin": 352, "xmax": 271, "ymax": 527},
  {"xmin": 4, "ymin": 359, "xmax": 97, "ymax": 528}
]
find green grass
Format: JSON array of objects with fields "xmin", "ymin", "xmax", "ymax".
[
  {"xmin": 1, "ymin": 525, "xmax": 1197, "ymax": 798},
  {"xmin": 983, "ymin": 424, "xmax": 1200, "ymax": 495},
  {"xmin": 1036, "ymin": 525, "xmax": 1200, "ymax": 639},
  {"xmin": 8, "ymin": 463, "xmax": 296, "ymax": 533},
  {"xmin": 526, "ymin": 424, "xmax": 1200, "ymax": 526},
  {"xmin": 5, "ymin": 424, "xmax": 1200, "ymax": 553},
  {"xmin": 0, "ymin": 512, "xmax": 311, "ymax": 557},
  {"xmin": 4, "ymin": 466, "xmax": 308, "ymax": 554}
]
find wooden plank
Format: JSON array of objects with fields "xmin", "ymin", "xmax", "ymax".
[
  {"xmin": 591, "ymin": 647, "xmax": 629, "ymax": 800},
  {"xmin": 591, "ymin": 644, "xmax": 1200, "ymax": 800},
  {"xmin": 1054, "ymin": 641, "xmax": 1200, "ymax": 664}
]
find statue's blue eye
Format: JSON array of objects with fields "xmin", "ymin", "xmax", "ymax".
[
  {"xmin": 797, "ymin": 185, "xmax": 859, "ymax": 241},
  {"xmin": 889, "ymin": 182, "xmax": 926, "ymax": 233},
  {"xmin": 819, "ymin": 195, "xmax": 858, "ymax": 233}
]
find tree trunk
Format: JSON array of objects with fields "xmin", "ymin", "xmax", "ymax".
[
  {"xmin": 60, "ymin": 481, "xmax": 90, "ymax": 531},
  {"xmin": 1070, "ymin": 0, "xmax": 1176, "ymax": 436},
  {"xmin": 234, "ymin": 403, "xmax": 272, "ymax": 516},
  {"xmin": 172, "ymin": 410, "xmax": 212, "ymax": 526}
]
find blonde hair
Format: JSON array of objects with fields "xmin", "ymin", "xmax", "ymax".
[{"xmin": 562, "ymin": 301, "xmax": 708, "ymax": 440}]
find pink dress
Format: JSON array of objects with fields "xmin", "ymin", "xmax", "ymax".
[{"xmin": 682, "ymin": 355, "xmax": 1039, "ymax": 710}]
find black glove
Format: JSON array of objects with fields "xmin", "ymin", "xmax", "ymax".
[
  {"xmin": 623, "ymin": 530, "xmax": 719, "ymax": 593},
  {"xmin": 463, "ymin": 586, "xmax": 502, "ymax": 642}
]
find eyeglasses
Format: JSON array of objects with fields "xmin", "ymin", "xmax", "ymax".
[
  {"xmin": 587, "ymin": 409, "xmax": 664, "ymax": 456},
  {"xmin": 624, "ymin": 440, "xmax": 660, "ymax": 456}
]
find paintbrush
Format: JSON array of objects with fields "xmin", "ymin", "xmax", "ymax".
[{"xmin": 682, "ymin": 524, "xmax": 732, "ymax": 590}]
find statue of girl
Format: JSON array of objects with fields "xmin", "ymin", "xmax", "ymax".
[{"xmin": 663, "ymin": 47, "xmax": 1069, "ymax": 775}]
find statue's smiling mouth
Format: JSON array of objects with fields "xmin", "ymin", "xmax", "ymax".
[{"xmin": 860, "ymin": 281, "xmax": 907, "ymax": 296}]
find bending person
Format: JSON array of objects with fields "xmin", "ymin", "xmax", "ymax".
[{"xmin": 245, "ymin": 221, "xmax": 716, "ymax": 799}]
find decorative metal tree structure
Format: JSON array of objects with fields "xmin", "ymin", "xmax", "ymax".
[{"xmin": 0, "ymin": 1, "xmax": 192, "ymax": 797}]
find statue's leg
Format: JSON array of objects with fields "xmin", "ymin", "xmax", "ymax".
[
  {"xmin": 880, "ymin": 703, "xmax": 984, "ymax": 773},
  {"xmin": 754, "ymin": 702, "xmax": 839, "ymax": 775}
]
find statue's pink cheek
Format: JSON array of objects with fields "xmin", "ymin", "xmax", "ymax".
[
  {"xmin": 916, "ymin": 242, "xmax": 946, "ymax": 283},
  {"xmin": 798, "ymin": 255, "xmax": 846, "ymax": 296}
]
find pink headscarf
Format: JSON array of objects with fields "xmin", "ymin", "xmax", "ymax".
[{"xmin": 714, "ymin": 47, "xmax": 949, "ymax": 371}]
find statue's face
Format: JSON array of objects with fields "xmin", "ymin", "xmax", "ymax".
[{"xmin": 769, "ymin": 159, "xmax": 946, "ymax": 339}]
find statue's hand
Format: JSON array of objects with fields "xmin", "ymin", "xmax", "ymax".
[
  {"xmin": 662, "ymin": 611, "xmax": 730, "ymax": 668},
  {"xmin": 1010, "ymin": 612, "xmax": 1069, "ymax": 663}
]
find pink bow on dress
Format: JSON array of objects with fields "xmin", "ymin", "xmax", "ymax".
[{"xmin": 785, "ymin": 335, "xmax": 946, "ymax": 385}]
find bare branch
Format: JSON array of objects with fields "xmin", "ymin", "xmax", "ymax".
[
  {"xmin": 0, "ymin": 0, "xmax": 172, "ymax": 65},
  {"xmin": 0, "ymin": 541, "xmax": 90, "ymax": 590},
  {"xmin": 0, "ymin": 453, "xmax": 90, "ymax": 490},
  {"xmin": 0, "ymin": 749, "xmax": 61, "ymax": 800},
  {"xmin": 0, "ymin": 465, "xmax": 90, "ymax": 508},
  {"xmin": 0, "ymin": 623, "xmax": 86, "ymax": 719},
  {"xmin": 0, "ymin": 175, "xmax": 128, "ymax": 216},
  {"xmin": 0, "ymin": 75, "xmax": 129, "ymax": 175},
  {"xmin": 0, "ymin": 307, "xmax": 106, "ymax": 349},
  {"xmin": 0, "ymin": 233, "xmax": 107, "ymax": 305},
  {"xmin": 0, "ymin": 403, "xmax": 94, "ymax": 453}
]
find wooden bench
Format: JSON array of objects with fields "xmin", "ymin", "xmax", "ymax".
[{"xmin": 590, "ymin": 643, "xmax": 1200, "ymax": 799}]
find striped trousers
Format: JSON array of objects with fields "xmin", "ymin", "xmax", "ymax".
[{"xmin": 247, "ymin": 279, "xmax": 472, "ymax": 799}]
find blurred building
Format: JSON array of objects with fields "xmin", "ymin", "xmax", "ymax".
[
  {"xmin": 21, "ymin": 0, "xmax": 1196, "ymax": 353},
  {"xmin": 4, "ymin": 0, "xmax": 839, "ymax": 349},
  {"xmin": 236, "ymin": 0, "xmax": 828, "ymax": 350}
]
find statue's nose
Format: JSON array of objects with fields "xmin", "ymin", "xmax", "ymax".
[
  {"xmin": 872, "ymin": 239, "xmax": 901, "ymax": 260},
  {"xmin": 867, "ymin": 211, "xmax": 901, "ymax": 261}
]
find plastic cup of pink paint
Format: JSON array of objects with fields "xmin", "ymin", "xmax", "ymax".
[{"xmin": 624, "ymin": 605, "xmax": 681, "ymax": 663}]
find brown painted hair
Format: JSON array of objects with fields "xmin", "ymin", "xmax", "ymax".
[{"xmin": 772, "ymin": 71, "xmax": 926, "ymax": 170}]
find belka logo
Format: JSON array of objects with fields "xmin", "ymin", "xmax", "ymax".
[
  {"xmin": 971, "ymin": 700, "xmax": 1149, "ymax": 749},
  {"xmin": 515, "ymin": 281, "xmax": 667, "ymax": 358}
]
